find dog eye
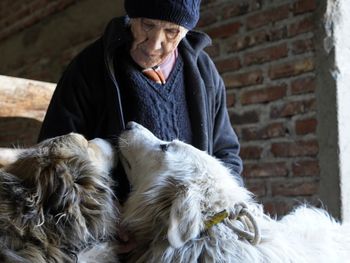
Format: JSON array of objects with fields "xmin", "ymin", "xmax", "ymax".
[{"xmin": 160, "ymin": 144, "xmax": 170, "ymax": 152}]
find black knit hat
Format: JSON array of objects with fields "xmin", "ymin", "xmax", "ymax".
[{"xmin": 124, "ymin": 0, "xmax": 201, "ymax": 30}]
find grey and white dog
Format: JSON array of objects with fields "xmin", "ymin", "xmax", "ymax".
[
  {"xmin": 119, "ymin": 121, "xmax": 350, "ymax": 263},
  {"xmin": 0, "ymin": 133, "xmax": 119, "ymax": 263}
]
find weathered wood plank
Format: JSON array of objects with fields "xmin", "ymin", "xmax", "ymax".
[{"xmin": 0, "ymin": 75, "xmax": 55, "ymax": 121}]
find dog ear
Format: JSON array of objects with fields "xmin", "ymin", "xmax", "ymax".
[
  {"xmin": 3, "ymin": 155, "xmax": 48, "ymax": 224},
  {"xmin": 15, "ymin": 157, "xmax": 74, "ymax": 214},
  {"xmin": 36, "ymin": 160, "xmax": 76, "ymax": 213},
  {"xmin": 167, "ymin": 188, "xmax": 202, "ymax": 248}
]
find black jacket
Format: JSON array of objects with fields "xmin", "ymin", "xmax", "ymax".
[{"xmin": 38, "ymin": 17, "xmax": 243, "ymax": 197}]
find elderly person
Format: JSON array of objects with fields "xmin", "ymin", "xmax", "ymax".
[{"xmin": 38, "ymin": 0, "xmax": 243, "ymax": 201}]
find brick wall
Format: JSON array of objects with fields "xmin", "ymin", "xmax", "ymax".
[{"xmin": 197, "ymin": 0, "xmax": 321, "ymax": 215}]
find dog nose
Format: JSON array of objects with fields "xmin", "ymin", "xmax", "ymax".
[{"xmin": 125, "ymin": 121, "xmax": 137, "ymax": 130}]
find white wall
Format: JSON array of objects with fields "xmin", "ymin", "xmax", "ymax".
[{"xmin": 330, "ymin": 0, "xmax": 350, "ymax": 222}]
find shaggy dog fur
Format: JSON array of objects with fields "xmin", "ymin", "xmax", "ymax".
[
  {"xmin": 0, "ymin": 133, "xmax": 118, "ymax": 263},
  {"xmin": 119, "ymin": 121, "xmax": 350, "ymax": 263}
]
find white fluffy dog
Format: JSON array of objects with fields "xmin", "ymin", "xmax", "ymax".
[
  {"xmin": 0, "ymin": 133, "xmax": 119, "ymax": 263},
  {"xmin": 119, "ymin": 121, "xmax": 350, "ymax": 263}
]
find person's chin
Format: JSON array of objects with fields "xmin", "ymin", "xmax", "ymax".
[
  {"xmin": 136, "ymin": 59, "xmax": 159, "ymax": 69},
  {"xmin": 132, "ymin": 51, "xmax": 163, "ymax": 68}
]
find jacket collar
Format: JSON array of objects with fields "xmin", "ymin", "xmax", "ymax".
[
  {"xmin": 102, "ymin": 17, "xmax": 132, "ymax": 130},
  {"xmin": 103, "ymin": 16, "xmax": 132, "ymax": 62},
  {"xmin": 180, "ymin": 30, "xmax": 212, "ymax": 58}
]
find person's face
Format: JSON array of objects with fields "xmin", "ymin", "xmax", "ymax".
[{"xmin": 129, "ymin": 18, "xmax": 188, "ymax": 68}]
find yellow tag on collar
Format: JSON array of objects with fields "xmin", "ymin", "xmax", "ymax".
[{"xmin": 204, "ymin": 210, "xmax": 229, "ymax": 230}]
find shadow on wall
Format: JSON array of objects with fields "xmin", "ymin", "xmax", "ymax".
[{"xmin": 0, "ymin": 117, "xmax": 42, "ymax": 147}]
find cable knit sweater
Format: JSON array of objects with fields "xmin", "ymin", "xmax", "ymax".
[{"xmin": 116, "ymin": 51, "xmax": 192, "ymax": 144}]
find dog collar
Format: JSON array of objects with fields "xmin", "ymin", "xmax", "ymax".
[
  {"xmin": 204, "ymin": 210, "xmax": 229, "ymax": 230},
  {"xmin": 203, "ymin": 203, "xmax": 262, "ymax": 245}
]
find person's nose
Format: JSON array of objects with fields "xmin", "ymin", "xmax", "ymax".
[{"xmin": 145, "ymin": 30, "xmax": 164, "ymax": 52}]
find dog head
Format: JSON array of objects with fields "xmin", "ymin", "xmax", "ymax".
[
  {"xmin": 0, "ymin": 133, "xmax": 117, "ymax": 247},
  {"xmin": 119, "ymin": 122, "xmax": 251, "ymax": 248}
]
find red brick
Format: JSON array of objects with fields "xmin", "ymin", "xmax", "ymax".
[
  {"xmin": 243, "ymin": 162, "xmax": 288, "ymax": 178},
  {"xmin": 201, "ymin": 0, "xmax": 217, "ymax": 6},
  {"xmin": 270, "ymin": 98, "xmax": 316, "ymax": 118},
  {"xmin": 197, "ymin": 10, "xmax": 218, "ymax": 27},
  {"xmin": 245, "ymin": 181, "xmax": 266, "ymax": 197},
  {"xmin": 240, "ymin": 84, "xmax": 287, "ymax": 105},
  {"xmin": 244, "ymin": 43, "xmax": 288, "ymax": 66},
  {"xmin": 215, "ymin": 57, "xmax": 241, "ymax": 73},
  {"xmin": 268, "ymin": 58, "xmax": 315, "ymax": 80},
  {"xmin": 292, "ymin": 160, "xmax": 320, "ymax": 177},
  {"xmin": 271, "ymin": 180, "xmax": 319, "ymax": 196},
  {"xmin": 263, "ymin": 200, "xmax": 295, "ymax": 217},
  {"xmin": 205, "ymin": 22, "xmax": 241, "ymax": 39},
  {"xmin": 226, "ymin": 34, "xmax": 259, "ymax": 52},
  {"xmin": 291, "ymin": 76, "xmax": 316, "ymax": 94},
  {"xmin": 204, "ymin": 43, "xmax": 220, "ymax": 58},
  {"xmin": 223, "ymin": 70, "xmax": 263, "ymax": 89},
  {"xmin": 240, "ymin": 145, "xmax": 263, "ymax": 159},
  {"xmin": 292, "ymin": 38, "xmax": 315, "ymax": 54},
  {"xmin": 226, "ymin": 92, "xmax": 236, "ymax": 108},
  {"xmin": 295, "ymin": 118, "xmax": 317, "ymax": 135},
  {"xmin": 265, "ymin": 197, "xmax": 322, "ymax": 217},
  {"xmin": 288, "ymin": 17, "xmax": 314, "ymax": 37},
  {"xmin": 226, "ymin": 27, "xmax": 287, "ymax": 52},
  {"xmin": 222, "ymin": 4, "xmax": 248, "ymax": 18},
  {"xmin": 271, "ymin": 140, "xmax": 319, "ymax": 157},
  {"xmin": 230, "ymin": 110, "xmax": 260, "ymax": 125},
  {"xmin": 241, "ymin": 122, "xmax": 287, "ymax": 140},
  {"xmin": 292, "ymin": 0, "xmax": 317, "ymax": 15},
  {"xmin": 266, "ymin": 26, "xmax": 288, "ymax": 42},
  {"xmin": 246, "ymin": 4, "xmax": 290, "ymax": 30},
  {"xmin": 222, "ymin": 1, "xmax": 262, "ymax": 19}
]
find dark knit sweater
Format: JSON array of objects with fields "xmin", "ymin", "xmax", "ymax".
[{"xmin": 116, "ymin": 51, "xmax": 192, "ymax": 144}]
